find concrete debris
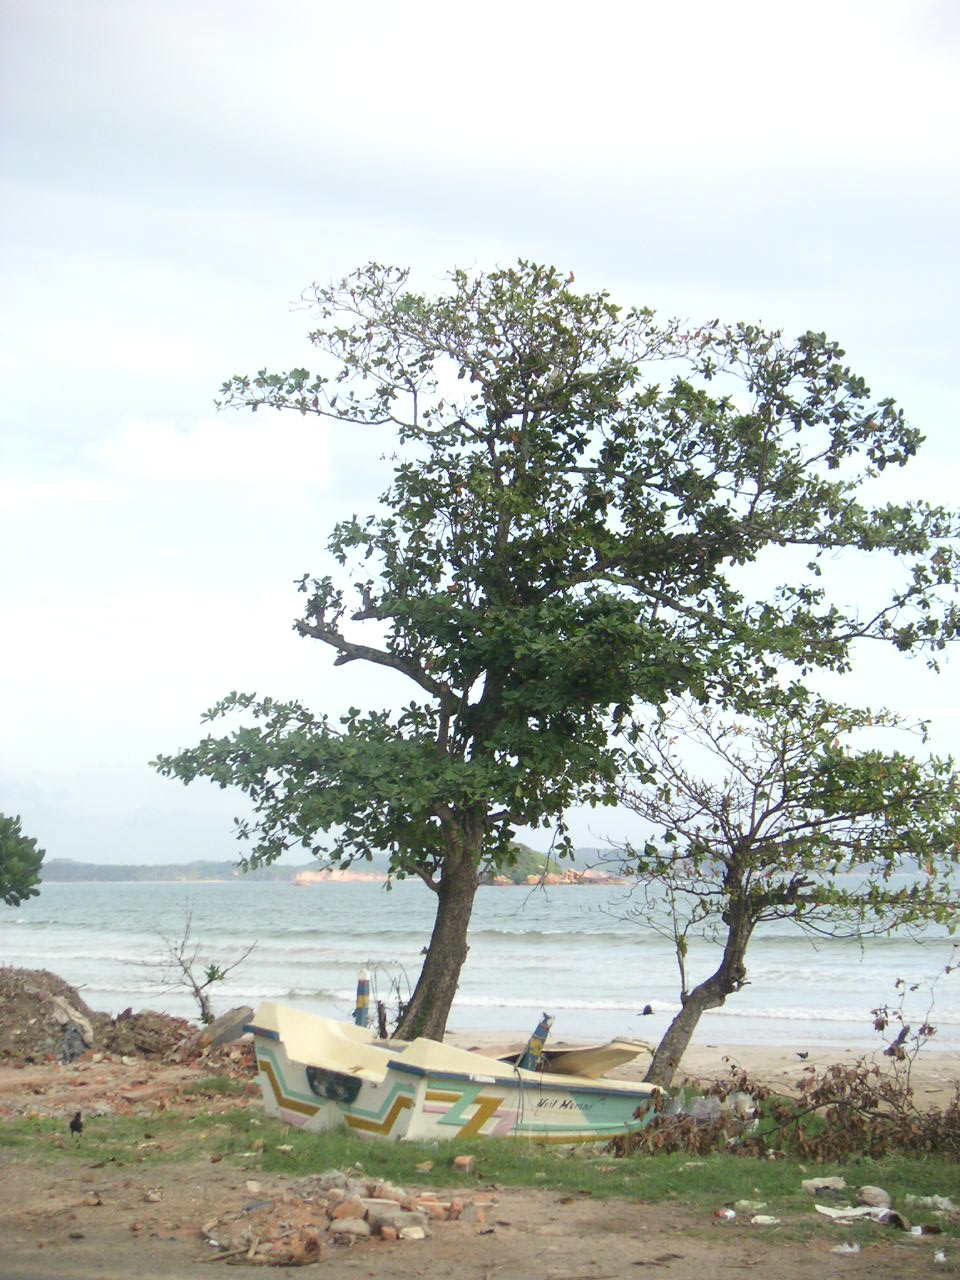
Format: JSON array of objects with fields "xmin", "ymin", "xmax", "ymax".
[
  {"xmin": 199, "ymin": 1168, "xmax": 488, "ymax": 1265},
  {"xmin": 1, "ymin": 967, "xmax": 257, "ymax": 1075},
  {"xmin": 57, "ymin": 1024, "xmax": 88, "ymax": 1064},
  {"xmin": 48, "ymin": 995, "xmax": 95, "ymax": 1044},
  {"xmin": 198, "ymin": 1006, "xmax": 254, "ymax": 1049},
  {"xmin": 329, "ymin": 1217, "xmax": 370, "ymax": 1239}
]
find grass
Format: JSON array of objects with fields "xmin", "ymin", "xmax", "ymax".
[
  {"xmin": 2, "ymin": 1107, "xmax": 958, "ymax": 1239},
  {"xmin": 0, "ymin": 1106, "xmax": 264, "ymax": 1166}
]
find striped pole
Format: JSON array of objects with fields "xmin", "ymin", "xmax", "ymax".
[{"xmin": 354, "ymin": 969, "xmax": 370, "ymax": 1027}]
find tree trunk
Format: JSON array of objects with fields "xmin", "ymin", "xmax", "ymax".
[
  {"xmin": 395, "ymin": 845, "xmax": 480, "ymax": 1041},
  {"xmin": 643, "ymin": 902, "xmax": 755, "ymax": 1088}
]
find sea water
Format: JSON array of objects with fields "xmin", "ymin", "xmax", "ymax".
[{"xmin": 3, "ymin": 879, "xmax": 958, "ymax": 1052}]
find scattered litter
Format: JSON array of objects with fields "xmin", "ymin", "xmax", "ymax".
[
  {"xmin": 815, "ymin": 1204, "xmax": 912, "ymax": 1231},
  {"xmin": 750, "ymin": 1215, "xmax": 780, "ymax": 1226},
  {"xmin": 713, "ymin": 1208, "xmax": 735, "ymax": 1221},
  {"xmin": 802, "ymin": 1176, "xmax": 847, "ymax": 1196},
  {"xmin": 815, "ymin": 1204, "xmax": 880, "ymax": 1222},
  {"xmin": 830, "ymin": 1242, "xmax": 861, "ymax": 1255},
  {"xmin": 673, "ymin": 1091, "xmax": 757, "ymax": 1122},
  {"xmin": 857, "ymin": 1185, "xmax": 890, "ymax": 1209},
  {"xmin": 935, "ymin": 1250, "xmax": 947, "ymax": 1264},
  {"xmin": 905, "ymin": 1195, "xmax": 956, "ymax": 1212},
  {"xmin": 734, "ymin": 1199, "xmax": 767, "ymax": 1212}
]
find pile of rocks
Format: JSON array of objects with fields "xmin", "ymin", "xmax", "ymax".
[
  {"xmin": 201, "ymin": 1164, "xmax": 487, "ymax": 1266},
  {"xmin": 0, "ymin": 967, "xmax": 255, "ymax": 1077}
]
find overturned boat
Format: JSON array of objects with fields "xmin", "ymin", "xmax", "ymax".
[{"xmin": 246, "ymin": 1002, "xmax": 658, "ymax": 1142}]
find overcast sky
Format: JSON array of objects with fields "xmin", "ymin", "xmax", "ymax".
[{"xmin": 2, "ymin": 0, "xmax": 959, "ymax": 865}]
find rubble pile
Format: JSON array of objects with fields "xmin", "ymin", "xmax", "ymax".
[
  {"xmin": 0, "ymin": 967, "xmax": 253, "ymax": 1074},
  {"xmin": 200, "ymin": 1169, "xmax": 490, "ymax": 1266}
]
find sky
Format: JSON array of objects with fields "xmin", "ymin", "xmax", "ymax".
[{"xmin": 1, "ymin": 0, "xmax": 959, "ymax": 865}]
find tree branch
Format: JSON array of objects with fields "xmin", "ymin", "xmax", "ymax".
[{"xmin": 295, "ymin": 618, "xmax": 453, "ymax": 703}]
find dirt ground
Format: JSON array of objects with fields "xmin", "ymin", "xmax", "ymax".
[
  {"xmin": 1, "ymin": 1143, "xmax": 956, "ymax": 1280},
  {"xmin": 1, "ymin": 968, "xmax": 957, "ymax": 1278},
  {"xmin": 0, "ymin": 1057, "xmax": 955, "ymax": 1279}
]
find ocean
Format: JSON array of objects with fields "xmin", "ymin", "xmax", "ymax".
[{"xmin": 4, "ymin": 879, "xmax": 959, "ymax": 1053}]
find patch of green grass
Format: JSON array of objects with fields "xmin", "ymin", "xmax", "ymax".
[
  {"xmin": 0, "ymin": 1106, "xmax": 264, "ymax": 1167},
  {"xmin": 3, "ymin": 1109, "xmax": 959, "ymax": 1241},
  {"xmin": 186, "ymin": 1075, "xmax": 250, "ymax": 1096}
]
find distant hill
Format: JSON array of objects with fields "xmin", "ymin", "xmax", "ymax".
[
  {"xmin": 41, "ymin": 844, "xmax": 604, "ymax": 884},
  {"xmin": 40, "ymin": 858, "xmax": 305, "ymax": 883}
]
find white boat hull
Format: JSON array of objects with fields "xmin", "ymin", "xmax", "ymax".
[{"xmin": 247, "ymin": 1003, "xmax": 659, "ymax": 1143}]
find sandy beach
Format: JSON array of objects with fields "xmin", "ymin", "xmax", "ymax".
[{"xmin": 451, "ymin": 1030, "xmax": 960, "ymax": 1111}]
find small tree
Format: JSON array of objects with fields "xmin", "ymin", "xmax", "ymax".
[
  {"xmin": 155, "ymin": 262, "xmax": 959, "ymax": 1040},
  {"xmin": 153, "ymin": 906, "xmax": 256, "ymax": 1024},
  {"xmin": 617, "ymin": 695, "xmax": 960, "ymax": 1087},
  {"xmin": 0, "ymin": 813, "xmax": 45, "ymax": 907}
]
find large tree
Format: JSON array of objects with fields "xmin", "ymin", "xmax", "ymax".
[
  {"xmin": 617, "ymin": 696, "xmax": 960, "ymax": 1087},
  {"xmin": 154, "ymin": 262, "xmax": 959, "ymax": 1039},
  {"xmin": 0, "ymin": 812, "xmax": 45, "ymax": 906}
]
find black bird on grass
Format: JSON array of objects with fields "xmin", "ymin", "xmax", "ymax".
[{"xmin": 69, "ymin": 1110, "xmax": 83, "ymax": 1138}]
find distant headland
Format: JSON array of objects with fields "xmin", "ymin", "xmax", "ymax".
[
  {"xmin": 40, "ymin": 858, "xmax": 300, "ymax": 884},
  {"xmin": 40, "ymin": 846, "xmax": 625, "ymax": 887}
]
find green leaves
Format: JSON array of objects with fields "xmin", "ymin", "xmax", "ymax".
[
  {"xmin": 0, "ymin": 813, "xmax": 45, "ymax": 907},
  {"xmin": 621, "ymin": 696, "xmax": 960, "ymax": 937},
  {"xmin": 162, "ymin": 260, "xmax": 959, "ymax": 893}
]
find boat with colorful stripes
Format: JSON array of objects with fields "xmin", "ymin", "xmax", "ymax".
[{"xmin": 246, "ymin": 1002, "xmax": 659, "ymax": 1142}]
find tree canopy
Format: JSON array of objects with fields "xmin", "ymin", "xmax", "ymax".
[
  {"xmin": 154, "ymin": 261, "xmax": 959, "ymax": 1038},
  {"xmin": 617, "ymin": 696, "xmax": 960, "ymax": 1085},
  {"xmin": 0, "ymin": 812, "xmax": 45, "ymax": 907}
]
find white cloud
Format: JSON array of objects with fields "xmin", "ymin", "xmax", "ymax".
[
  {"xmin": 1, "ymin": 0, "xmax": 958, "ymax": 864},
  {"xmin": 0, "ymin": 473, "xmax": 117, "ymax": 507},
  {"xmin": 92, "ymin": 414, "xmax": 333, "ymax": 489}
]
